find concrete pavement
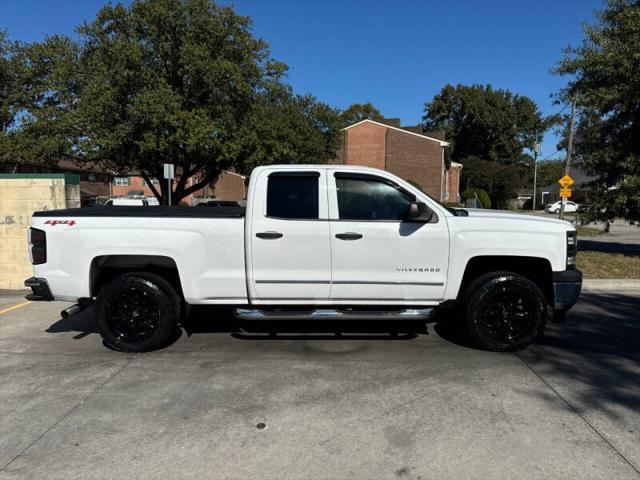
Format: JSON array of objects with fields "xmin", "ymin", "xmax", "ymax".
[{"xmin": 0, "ymin": 290, "xmax": 639, "ymax": 479}]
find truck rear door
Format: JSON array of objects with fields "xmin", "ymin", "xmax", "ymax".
[{"xmin": 247, "ymin": 169, "xmax": 331, "ymax": 301}]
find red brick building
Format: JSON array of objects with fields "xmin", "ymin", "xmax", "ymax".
[
  {"xmin": 111, "ymin": 169, "xmax": 247, "ymax": 204},
  {"xmin": 333, "ymin": 119, "xmax": 462, "ymax": 203}
]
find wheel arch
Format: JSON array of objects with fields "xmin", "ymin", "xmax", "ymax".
[
  {"xmin": 457, "ymin": 255, "xmax": 553, "ymax": 306},
  {"xmin": 90, "ymin": 255, "xmax": 184, "ymax": 299}
]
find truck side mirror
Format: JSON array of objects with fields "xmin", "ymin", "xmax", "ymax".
[{"xmin": 406, "ymin": 202, "xmax": 434, "ymax": 223}]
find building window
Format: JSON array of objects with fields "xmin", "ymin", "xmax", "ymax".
[
  {"xmin": 88, "ymin": 174, "xmax": 96, "ymax": 184},
  {"xmin": 143, "ymin": 178, "xmax": 160, "ymax": 186},
  {"xmin": 114, "ymin": 177, "xmax": 130, "ymax": 186},
  {"xmin": 266, "ymin": 173, "xmax": 319, "ymax": 220}
]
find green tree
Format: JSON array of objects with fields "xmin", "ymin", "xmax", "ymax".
[
  {"xmin": 7, "ymin": 35, "xmax": 82, "ymax": 166},
  {"xmin": 461, "ymin": 187, "xmax": 491, "ymax": 209},
  {"xmin": 6, "ymin": 0, "xmax": 340, "ymax": 204},
  {"xmin": 423, "ymin": 84, "xmax": 554, "ymax": 207},
  {"xmin": 231, "ymin": 84, "xmax": 341, "ymax": 175},
  {"xmin": 536, "ymin": 159, "xmax": 565, "ymax": 189},
  {"xmin": 458, "ymin": 155, "xmax": 528, "ymax": 207},
  {"xmin": 555, "ymin": 0, "xmax": 640, "ymax": 226},
  {"xmin": 0, "ymin": 30, "xmax": 29, "ymax": 165},
  {"xmin": 339, "ymin": 102, "xmax": 383, "ymax": 126}
]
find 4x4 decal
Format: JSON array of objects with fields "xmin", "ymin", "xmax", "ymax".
[{"xmin": 44, "ymin": 219, "xmax": 76, "ymax": 226}]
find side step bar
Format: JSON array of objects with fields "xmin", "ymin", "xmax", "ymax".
[{"xmin": 234, "ymin": 308, "xmax": 435, "ymax": 321}]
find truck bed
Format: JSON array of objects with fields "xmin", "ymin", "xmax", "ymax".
[
  {"xmin": 33, "ymin": 206, "xmax": 246, "ymax": 218},
  {"xmin": 30, "ymin": 207, "xmax": 247, "ymax": 304}
]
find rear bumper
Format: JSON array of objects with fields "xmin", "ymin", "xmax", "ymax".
[
  {"xmin": 552, "ymin": 269, "xmax": 582, "ymax": 311},
  {"xmin": 24, "ymin": 277, "xmax": 54, "ymax": 301}
]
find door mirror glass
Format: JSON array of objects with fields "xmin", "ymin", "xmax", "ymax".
[{"xmin": 406, "ymin": 202, "xmax": 434, "ymax": 222}]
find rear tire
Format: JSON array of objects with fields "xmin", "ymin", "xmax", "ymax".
[
  {"xmin": 95, "ymin": 272, "xmax": 181, "ymax": 352},
  {"xmin": 461, "ymin": 271, "xmax": 547, "ymax": 351}
]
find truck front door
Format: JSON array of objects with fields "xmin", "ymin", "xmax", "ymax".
[
  {"xmin": 328, "ymin": 171, "xmax": 449, "ymax": 303},
  {"xmin": 248, "ymin": 170, "xmax": 331, "ymax": 301}
]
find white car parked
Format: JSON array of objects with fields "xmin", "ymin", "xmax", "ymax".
[
  {"xmin": 545, "ymin": 200, "xmax": 579, "ymax": 213},
  {"xmin": 104, "ymin": 197, "xmax": 150, "ymax": 206}
]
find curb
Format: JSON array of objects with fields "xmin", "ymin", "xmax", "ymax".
[{"xmin": 582, "ymin": 279, "xmax": 640, "ymax": 290}]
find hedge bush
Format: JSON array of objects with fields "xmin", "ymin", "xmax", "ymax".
[{"xmin": 462, "ymin": 188, "xmax": 491, "ymax": 209}]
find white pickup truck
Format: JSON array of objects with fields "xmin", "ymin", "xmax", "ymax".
[{"xmin": 25, "ymin": 165, "xmax": 582, "ymax": 352}]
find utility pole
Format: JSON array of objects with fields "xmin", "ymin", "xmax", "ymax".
[
  {"xmin": 532, "ymin": 136, "xmax": 541, "ymax": 210},
  {"xmin": 559, "ymin": 100, "xmax": 576, "ymax": 220}
]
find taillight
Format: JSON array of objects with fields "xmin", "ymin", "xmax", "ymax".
[{"xmin": 28, "ymin": 228, "xmax": 47, "ymax": 265}]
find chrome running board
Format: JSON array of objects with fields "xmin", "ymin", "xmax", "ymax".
[{"xmin": 234, "ymin": 308, "xmax": 435, "ymax": 321}]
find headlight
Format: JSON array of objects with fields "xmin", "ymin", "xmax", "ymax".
[{"xmin": 566, "ymin": 231, "xmax": 577, "ymax": 269}]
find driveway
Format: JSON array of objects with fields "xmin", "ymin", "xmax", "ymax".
[{"xmin": 0, "ymin": 289, "xmax": 639, "ymax": 479}]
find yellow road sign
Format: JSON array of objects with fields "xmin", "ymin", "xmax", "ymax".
[
  {"xmin": 560, "ymin": 188, "xmax": 572, "ymax": 198},
  {"xmin": 558, "ymin": 174, "xmax": 574, "ymax": 188}
]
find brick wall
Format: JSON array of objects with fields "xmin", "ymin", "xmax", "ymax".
[
  {"xmin": 112, "ymin": 176, "xmax": 155, "ymax": 197},
  {"xmin": 213, "ymin": 171, "xmax": 246, "ymax": 200},
  {"xmin": 385, "ymin": 129, "xmax": 444, "ymax": 199},
  {"xmin": 112, "ymin": 174, "xmax": 245, "ymax": 204},
  {"xmin": 344, "ymin": 121, "xmax": 387, "ymax": 170},
  {"xmin": 445, "ymin": 165, "xmax": 462, "ymax": 203},
  {"xmin": 0, "ymin": 175, "xmax": 80, "ymax": 289},
  {"xmin": 332, "ymin": 133, "xmax": 346, "ymax": 165}
]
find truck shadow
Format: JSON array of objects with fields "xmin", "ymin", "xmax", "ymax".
[
  {"xmin": 46, "ymin": 305, "xmax": 429, "ymax": 341},
  {"xmin": 186, "ymin": 306, "xmax": 427, "ymax": 340},
  {"xmin": 46, "ymin": 292, "xmax": 640, "ymax": 420},
  {"xmin": 519, "ymin": 291, "xmax": 640, "ymax": 421},
  {"xmin": 578, "ymin": 239, "xmax": 640, "ymax": 254}
]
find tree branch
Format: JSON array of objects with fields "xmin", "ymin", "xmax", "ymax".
[
  {"xmin": 178, "ymin": 170, "xmax": 220, "ymax": 200},
  {"xmin": 141, "ymin": 171, "xmax": 162, "ymax": 202},
  {"xmin": 174, "ymin": 162, "xmax": 206, "ymax": 199}
]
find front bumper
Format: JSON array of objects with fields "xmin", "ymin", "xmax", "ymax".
[
  {"xmin": 24, "ymin": 277, "xmax": 54, "ymax": 301},
  {"xmin": 552, "ymin": 269, "xmax": 582, "ymax": 311}
]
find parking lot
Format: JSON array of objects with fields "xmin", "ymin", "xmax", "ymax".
[{"xmin": 1, "ymin": 288, "xmax": 639, "ymax": 479}]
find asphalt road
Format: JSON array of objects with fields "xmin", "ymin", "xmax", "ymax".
[
  {"xmin": 1, "ymin": 289, "xmax": 639, "ymax": 480},
  {"xmin": 524, "ymin": 213, "xmax": 640, "ymax": 253},
  {"xmin": 579, "ymin": 222, "xmax": 640, "ymax": 254}
]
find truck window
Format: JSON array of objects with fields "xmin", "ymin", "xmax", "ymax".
[
  {"xmin": 336, "ymin": 175, "xmax": 414, "ymax": 221},
  {"xmin": 267, "ymin": 173, "xmax": 319, "ymax": 219}
]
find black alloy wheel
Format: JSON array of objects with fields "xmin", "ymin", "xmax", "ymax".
[
  {"xmin": 106, "ymin": 288, "xmax": 162, "ymax": 343},
  {"xmin": 462, "ymin": 271, "xmax": 547, "ymax": 351},
  {"xmin": 95, "ymin": 272, "xmax": 181, "ymax": 352}
]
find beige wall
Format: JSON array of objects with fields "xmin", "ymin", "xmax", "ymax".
[{"xmin": 0, "ymin": 176, "xmax": 80, "ymax": 289}]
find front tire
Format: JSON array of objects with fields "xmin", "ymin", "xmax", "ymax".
[
  {"xmin": 95, "ymin": 272, "xmax": 181, "ymax": 352},
  {"xmin": 461, "ymin": 271, "xmax": 547, "ymax": 351}
]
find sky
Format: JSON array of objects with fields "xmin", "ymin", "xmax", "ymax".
[{"xmin": 0, "ymin": 0, "xmax": 602, "ymax": 158}]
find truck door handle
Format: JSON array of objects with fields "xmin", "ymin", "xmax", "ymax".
[
  {"xmin": 256, "ymin": 231, "xmax": 283, "ymax": 239},
  {"xmin": 335, "ymin": 232, "xmax": 363, "ymax": 240}
]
